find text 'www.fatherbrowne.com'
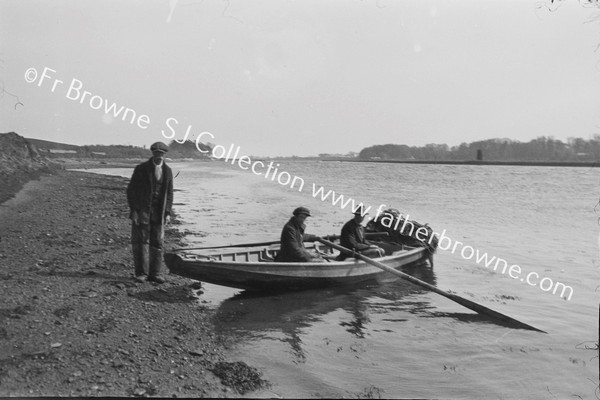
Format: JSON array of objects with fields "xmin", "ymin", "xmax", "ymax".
[{"xmin": 310, "ymin": 188, "xmax": 574, "ymax": 301}]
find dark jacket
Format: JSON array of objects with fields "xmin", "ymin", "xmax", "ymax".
[
  {"xmin": 275, "ymin": 217, "xmax": 314, "ymax": 262},
  {"xmin": 127, "ymin": 158, "xmax": 173, "ymax": 225},
  {"xmin": 338, "ymin": 219, "xmax": 370, "ymax": 260}
]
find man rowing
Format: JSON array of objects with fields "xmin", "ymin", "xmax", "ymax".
[
  {"xmin": 337, "ymin": 206, "xmax": 385, "ymax": 260},
  {"xmin": 274, "ymin": 207, "xmax": 324, "ymax": 262}
]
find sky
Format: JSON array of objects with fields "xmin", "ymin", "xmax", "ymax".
[{"xmin": 1, "ymin": 0, "xmax": 599, "ymax": 157}]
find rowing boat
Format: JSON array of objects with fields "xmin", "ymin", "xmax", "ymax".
[
  {"xmin": 164, "ymin": 241, "xmax": 430, "ymax": 291},
  {"xmin": 163, "ymin": 231, "xmax": 547, "ymax": 333}
]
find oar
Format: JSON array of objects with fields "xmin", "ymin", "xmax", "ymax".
[
  {"xmin": 173, "ymin": 232, "xmax": 390, "ymax": 252},
  {"xmin": 316, "ymin": 238, "xmax": 546, "ymax": 333}
]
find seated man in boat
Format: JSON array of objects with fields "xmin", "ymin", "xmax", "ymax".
[
  {"xmin": 274, "ymin": 207, "xmax": 324, "ymax": 262},
  {"xmin": 338, "ymin": 206, "xmax": 385, "ymax": 260}
]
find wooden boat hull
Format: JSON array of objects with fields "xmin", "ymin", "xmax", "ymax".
[{"xmin": 164, "ymin": 246, "xmax": 429, "ymax": 291}]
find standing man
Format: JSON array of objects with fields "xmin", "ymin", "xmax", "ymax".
[
  {"xmin": 275, "ymin": 207, "xmax": 322, "ymax": 262},
  {"xmin": 338, "ymin": 206, "xmax": 385, "ymax": 260},
  {"xmin": 127, "ymin": 141, "xmax": 173, "ymax": 283}
]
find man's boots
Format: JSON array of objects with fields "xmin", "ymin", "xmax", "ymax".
[
  {"xmin": 148, "ymin": 246, "xmax": 166, "ymax": 284},
  {"xmin": 132, "ymin": 243, "xmax": 149, "ymax": 282}
]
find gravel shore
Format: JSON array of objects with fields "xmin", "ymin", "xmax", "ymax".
[{"xmin": 0, "ymin": 170, "xmax": 267, "ymax": 397}]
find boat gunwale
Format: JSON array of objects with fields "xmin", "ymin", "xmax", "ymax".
[{"xmin": 172, "ymin": 246, "xmax": 426, "ymax": 269}]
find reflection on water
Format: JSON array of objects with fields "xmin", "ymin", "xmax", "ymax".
[{"xmin": 212, "ymin": 265, "xmax": 438, "ymax": 359}]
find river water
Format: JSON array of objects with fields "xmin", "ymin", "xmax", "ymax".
[{"xmin": 90, "ymin": 160, "xmax": 599, "ymax": 399}]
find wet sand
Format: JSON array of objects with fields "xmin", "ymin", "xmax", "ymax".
[{"xmin": 0, "ymin": 169, "xmax": 266, "ymax": 397}]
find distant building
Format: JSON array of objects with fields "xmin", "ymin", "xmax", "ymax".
[
  {"xmin": 46, "ymin": 149, "xmax": 77, "ymax": 154},
  {"xmin": 318, "ymin": 152, "xmax": 358, "ymax": 158}
]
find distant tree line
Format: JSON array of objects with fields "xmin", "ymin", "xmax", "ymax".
[
  {"xmin": 358, "ymin": 136, "xmax": 600, "ymax": 162},
  {"xmin": 166, "ymin": 140, "xmax": 212, "ymax": 158}
]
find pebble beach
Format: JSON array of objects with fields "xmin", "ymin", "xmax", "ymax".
[{"xmin": 0, "ymin": 169, "xmax": 267, "ymax": 397}]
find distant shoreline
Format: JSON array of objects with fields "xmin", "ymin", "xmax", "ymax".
[
  {"xmin": 317, "ymin": 158, "xmax": 600, "ymax": 168},
  {"xmin": 51, "ymin": 156, "xmax": 600, "ymax": 168}
]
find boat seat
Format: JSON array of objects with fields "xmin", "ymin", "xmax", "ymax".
[{"xmin": 259, "ymin": 248, "xmax": 276, "ymax": 262}]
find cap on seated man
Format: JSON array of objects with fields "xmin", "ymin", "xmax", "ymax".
[
  {"xmin": 338, "ymin": 206, "xmax": 385, "ymax": 260},
  {"xmin": 275, "ymin": 207, "xmax": 323, "ymax": 262}
]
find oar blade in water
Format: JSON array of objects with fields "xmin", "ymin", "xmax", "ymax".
[{"xmin": 316, "ymin": 238, "xmax": 546, "ymax": 333}]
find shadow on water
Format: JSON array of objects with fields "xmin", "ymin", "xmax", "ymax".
[
  {"xmin": 210, "ymin": 263, "xmax": 442, "ymax": 361},
  {"xmin": 210, "ymin": 259, "xmax": 533, "ymax": 363},
  {"xmin": 424, "ymin": 311, "xmax": 505, "ymax": 325}
]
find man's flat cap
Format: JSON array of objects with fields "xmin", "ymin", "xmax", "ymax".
[
  {"xmin": 293, "ymin": 207, "xmax": 311, "ymax": 217},
  {"xmin": 353, "ymin": 205, "xmax": 368, "ymax": 215},
  {"xmin": 150, "ymin": 141, "xmax": 169, "ymax": 153}
]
